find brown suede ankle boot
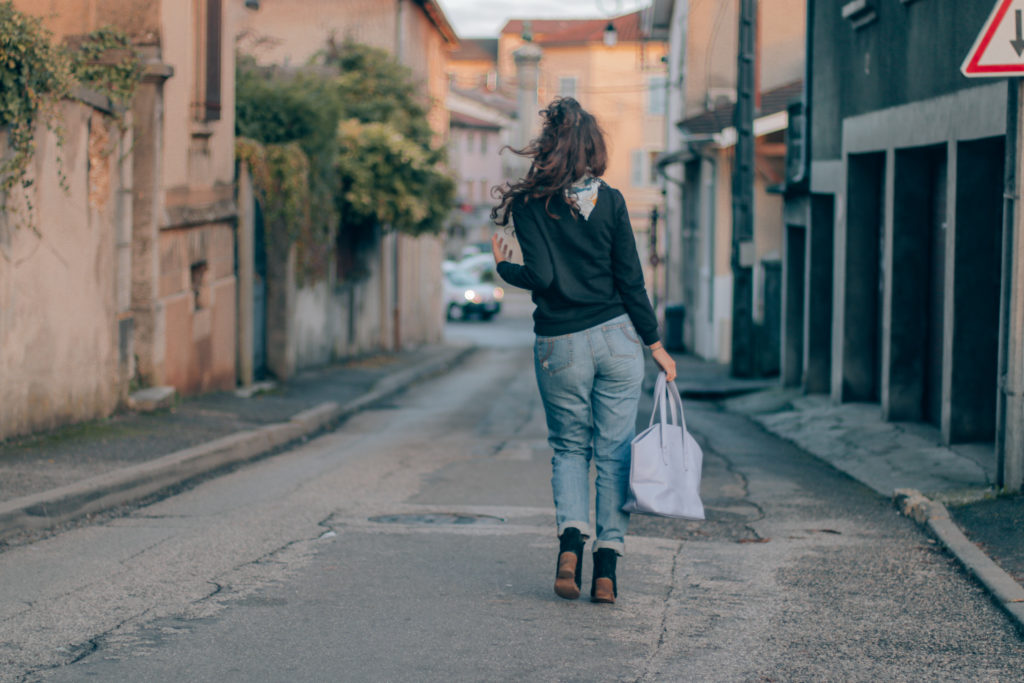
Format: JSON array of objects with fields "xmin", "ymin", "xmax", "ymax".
[
  {"xmin": 554, "ymin": 528, "xmax": 584, "ymax": 600},
  {"xmin": 590, "ymin": 548, "xmax": 618, "ymax": 603}
]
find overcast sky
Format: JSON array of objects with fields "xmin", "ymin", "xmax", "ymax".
[{"xmin": 437, "ymin": 0, "xmax": 652, "ymax": 38}]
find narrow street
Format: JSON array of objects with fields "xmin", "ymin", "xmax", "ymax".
[{"xmin": 2, "ymin": 293, "xmax": 1022, "ymax": 682}]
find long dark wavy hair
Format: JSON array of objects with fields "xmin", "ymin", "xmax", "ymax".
[{"xmin": 490, "ymin": 97, "xmax": 608, "ymax": 226}]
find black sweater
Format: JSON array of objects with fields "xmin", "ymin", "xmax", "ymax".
[{"xmin": 496, "ymin": 182, "xmax": 660, "ymax": 345}]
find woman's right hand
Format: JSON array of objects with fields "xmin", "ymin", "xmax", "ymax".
[
  {"xmin": 491, "ymin": 234, "xmax": 513, "ymax": 264},
  {"xmin": 649, "ymin": 342, "xmax": 677, "ymax": 382}
]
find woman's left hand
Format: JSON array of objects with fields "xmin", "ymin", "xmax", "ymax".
[{"xmin": 491, "ymin": 234, "xmax": 513, "ymax": 264}]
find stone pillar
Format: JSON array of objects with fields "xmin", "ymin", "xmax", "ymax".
[
  {"xmin": 512, "ymin": 41, "xmax": 542, "ymax": 178},
  {"xmin": 131, "ymin": 57, "xmax": 172, "ymax": 387},
  {"xmin": 946, "ymin": 136, "xmax": 1004, "ymax": 444},
  {"xmin": 883, "ymin": 147, "xmax": 944, "ymax": 423}
]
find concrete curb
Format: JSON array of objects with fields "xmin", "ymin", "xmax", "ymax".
[
  {"xmin": 894, "ymin": 488, "xmax": 1024, "ymax": 635},
  {"xmin": 0, "ymin": 344, "xmax": 476, "ymax": 543}
]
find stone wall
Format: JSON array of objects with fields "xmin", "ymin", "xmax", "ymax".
[{"xmin": 0, "ymin": 102, "xmax": 132, "ymax": 439}]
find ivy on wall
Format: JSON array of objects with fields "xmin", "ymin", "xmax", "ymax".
[
  {"xmin": 236, "ymin": 135, "xmax": 334, "ymax": 284},
  {"xmin": 70, "ymin": 27, "xmax": 144, "ymax": 113},
  {"xmin": 0, "ymin": 2, "xmax": 71, "ymax": 203},
  {"xmin": 0, "ymin": 1, "xmax": 142, "ymax": 218}
]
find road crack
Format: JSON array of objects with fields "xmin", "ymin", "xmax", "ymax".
[
  {"xmin": 633, "ymin": 540, "xmax": 684, "ymax": 683},
  {"xmin": 18, "ymin": 608, "xmax": 153, "ymax": 682}
]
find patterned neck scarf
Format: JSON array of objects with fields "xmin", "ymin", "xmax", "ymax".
[{"xmin": 566, "ymin": 175, "xmax": 600, "ymax": 221}]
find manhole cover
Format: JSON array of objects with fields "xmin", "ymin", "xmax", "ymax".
[{"xmin": 368, "ymin": 513, "xmax": 506, "ymax": 525}]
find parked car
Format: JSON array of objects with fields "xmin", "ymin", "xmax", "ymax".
[
  {"xmin": 444, "ymin": 270, "xmax": 503, "ymax": 321},
  {"xmin": 454, "ymin": 252, "xmax": 497, "ymax": 284}
]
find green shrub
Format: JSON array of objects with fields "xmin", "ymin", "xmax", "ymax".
[{"xmin": 235, "ymin": 39, "xmax": 455, "ymax": 282}]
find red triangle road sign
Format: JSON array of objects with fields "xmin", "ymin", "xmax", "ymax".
[{"xmin": 963, "ymin": 0, "xmax": 1024, "ymax": 77}]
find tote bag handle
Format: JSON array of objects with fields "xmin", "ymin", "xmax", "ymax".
[
  {"xmin": 666, "ymin": 379, "xmax": 688, "ymax": 434},
  {"xmin": 648, "ymin": 372, "xmax": 682, "ymax": 429}
]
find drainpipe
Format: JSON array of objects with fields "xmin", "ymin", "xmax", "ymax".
[{"xmin": 392, "ymin": 0, "xmax": 405, "ymax": 350}]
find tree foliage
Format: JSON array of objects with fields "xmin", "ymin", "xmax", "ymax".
[
  {"xmin": 336, "ymin": 119, "xmax": 453, "ymax": 238},
  {"xmin": 235, "ymin": 39, "xmax": 455, "ymax": 281}
]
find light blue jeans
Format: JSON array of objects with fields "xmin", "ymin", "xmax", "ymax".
[{"xmin": 534, "ymin": 314, "xmax": 645, "ymax": 555}]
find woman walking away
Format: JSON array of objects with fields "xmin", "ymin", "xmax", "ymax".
[{"xmin": 490, "ymin": 97, "xmax": 677, "ymax": 604}]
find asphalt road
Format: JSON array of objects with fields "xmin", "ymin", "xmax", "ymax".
[{"xmin": 2, "ymin": 291, "xmax": 1022, "ymax": 681}]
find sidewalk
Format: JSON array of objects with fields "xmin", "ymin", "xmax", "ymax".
[
  {"xmin": 666, "ymin": 351, "xmax": 1024, "ymax": 633},
  {"xmin": 0, "ymin": 344, "xmax": 475, "ymax": 545}
]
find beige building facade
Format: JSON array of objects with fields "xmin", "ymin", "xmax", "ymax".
[
  {"xmin": 650, "ymin": 0, "xmax": 805, "ymax": 366},
  {"xmin": 3, "ymin": 0, "xmax": 251, "ymax": 442},
  {"xmin": 15, "ymin": 0, "xmax": 248, "ymax": 396},
  {"xmin": 497, "ymin": 15, "xmax": 668, "ymax": 232}
]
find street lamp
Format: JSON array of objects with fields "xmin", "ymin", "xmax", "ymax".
[{"xmin": 603, "ymin": 22, "xmax": 617, "ymax": 47}]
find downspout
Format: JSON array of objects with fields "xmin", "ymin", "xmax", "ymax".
[
  {"xmin": 801, "ymin": 0, "xmax": 812, "ymax": 189},
  {"xmin": 666, "ymin": 0, "xmax": 689, "ymax": 316},
  {"xmin": 996, "ymin": 80, "xmax": 1019, "ymax": 489},
  {"xmin": 392, "ymin": 0, "xmax": 405, "ymax": 349}
]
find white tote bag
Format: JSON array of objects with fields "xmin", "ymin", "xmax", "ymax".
[{"xmin": 622, "ymin": 372, "xmax": 705, "ymax": 520}]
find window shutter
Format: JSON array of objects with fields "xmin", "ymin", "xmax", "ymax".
[
  {"xmin": 631, "ymin": 149, "xmax": 644, "ymax": 186},
  {"xmin": 204, "ymin": 0, "xmax": 222, "ymax": 121}
]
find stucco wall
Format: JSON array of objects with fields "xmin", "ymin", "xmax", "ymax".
[
  {"xmin": 0, "ymin": 103, "xmax": 129, "ymax": 439},
  {"xmin": 238, "ymin": 0, "xmax": 397, "ymax": 65},
  {"xmin": 684, "ymin": 0, "xmax": 804, "ymax": 115},
  {"xmin": 12, "ymin": 0, "xmax": 160, "ymax": 43},
  {"xmin": 161, "ymin": 0, "xmax": 238, "ymax": 197},
  {"xmin": 158, "ymin": 223, "xmax": 237, "ymax": 393}
]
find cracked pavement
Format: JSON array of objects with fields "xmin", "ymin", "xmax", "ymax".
[{"xmin": 2, "ymin": 294, "xmax": 1023, "ymax": 681}]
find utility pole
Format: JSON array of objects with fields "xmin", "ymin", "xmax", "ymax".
[
  {"xmin": 649, "ymin": 206, "xmax": 660, "ymax": 311},
  {"xmin": 731, "ymin": 0, "xmax": 758, "ymax": 377}
]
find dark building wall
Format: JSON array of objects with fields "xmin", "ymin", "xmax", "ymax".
[{"xmin": 811, "ymin": 0, "xmax": 995, "ymax": 161}]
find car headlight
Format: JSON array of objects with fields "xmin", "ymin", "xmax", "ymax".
[
  {"xmin": 493, "ymin": 287, "xmax": 504, "ymax": 301},
  {"xmin": 464, "ymin": 289, "xmax": 475, "ymax": 301}
]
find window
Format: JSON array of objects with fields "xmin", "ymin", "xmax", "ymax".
[
  {"xmin": 466, "ymin": 132, "xmax": 476, "ymax": 152},
  {"xmin": 558, "ymin": 76, "xmax": 577, "ymax": 99},
  {"xmin": 631, "ymin": 149, "xmax": 662, "ymax": 187},
  {"xmin": 647, "ymin": 75, "xmax": 667, "ymax": 116},
  {"xmin": 480, "ymin": 133, "xmax": 487, "ymax": 155},
  {"xmin": 192, "ymin": 0, "xmax": 223, "ymax": 122},
  {"xmin": 631, "ymin": 149, "xmax": 645, "ymax": 186},
  {"xmin": 479, "ymin": 179, "xmax": 488, "ymax": 202}
]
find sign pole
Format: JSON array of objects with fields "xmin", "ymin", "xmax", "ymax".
[{"xmin": 998, "ymin": 77, "xmax": 1024, "ymax": 492}]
